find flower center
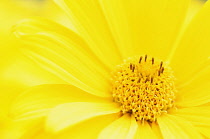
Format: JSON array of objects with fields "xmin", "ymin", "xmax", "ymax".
[{"xmin": 111, "ymin": 55, "xmax": 176, "ymax": 122}]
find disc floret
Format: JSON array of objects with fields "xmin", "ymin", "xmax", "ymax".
[{"xmin": 111, "ymin": 55, "xmax": 176, "ymax": 122}]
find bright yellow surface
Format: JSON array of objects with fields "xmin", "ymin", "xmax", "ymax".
[
  {"xmin": 0, "ymin": 0, "xmax": 210, "ymax": 139},
  {"xmin": 0, "ymin": 1, "xmax": 71, "ymax": 138}
]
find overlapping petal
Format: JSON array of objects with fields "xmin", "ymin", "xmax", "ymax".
[
  {"xmin": 1, "ymin": 117, "xmax": 44, "ymax": 139},
  {"xmin": 176, "ymin": 65, "xmax": 210, "ymax": 107},
  {"xmin": 196, "ymin": 126, "xmax": 210, "ymax": 138},
  {"xmin": 13, "ymin": 18, "xmax": 111, "ymax": 97},
  {"xmin": 173, "ymin": 106, "xmax": 210, "ymax": 138},
  {"xmin": 134, "ymin": 122, "xmax": 156, "ymax": 139},
  {"xmin": 55, "ymin": 113, "xmax": 119, "ymax": 139},
  {"xmin": 99, "ymin": 0, "xmax": 190, "ymax": 61},
  {"xmin": 46, "ymin": 102, "xmax": 120, "ymax": 132},
  {"xmin": 150, "ymin": 122, "xmax": 163, "ymax": 139},
  {"xmin": 54, "ymin": 0, "xmax": 122, "ymax": 69},
  {"xmin": 158, "ymin": 114, "xmax": 202, "ymax": 139},
  {"xmin": 9, "ymin": 84, "xmax": 111, "ymax": 120},
  {"xmin": 170, "ymin": 1, "xmax": 210, "ymax": 85},
  {"xmin": 98, "ymin": 114, "xmax": 137, "ymax": 139}
]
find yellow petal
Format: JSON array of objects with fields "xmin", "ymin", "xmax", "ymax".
[
  {"xmin": 46, "ymin": 102, "xmax": 120, "ymax": 132},
  {"xmin": 173, "ymin": 106, "xmax": 210, "ymax": 126},
  {"xmin": 14, "ymin": 18, "xmax": 111, "ymax": 97},
  {"xmin": 176, "ymin": 65, "xmax": 210, "ymax": 107},
  {"xmin": 98, "ymin": 115, "xmax": 137, "ymax": 139},
  {"xmin": 1, "ymin": 117, "xmax": 44, "ymax": 139},
  {"xmin": 19, "ymin": 119, "xmax": 48, "ymax": 139},
  {"xmin": 54, "ymin": 0, "xmax": 122, "ymax": 69},
  {"xmin": 173, "ymin": 106, "xmax": 210, "ymax": 138},
  {"xmin": 99, "ymin": 0, "xmax": 190, "ymax": 60},
  {"xmin": 0, "ymin": 37, "xmax": 67, "ymax": 92},
  {"xmin": 0, "ymin": 80, "xmax": 26, "ymax": 116},
  {"xmin": 55, "ymin": 113, "xmax": 119, "ymax": 139},
  {"xmin": 13, "ymin": 17, "xmax": 73, "ymax": 36},
  {"xmin": 134, "ymin": 122, "xmax": 156, "ymax": 139},
  {"xmin": 151, "ymin": 122, "xmax": 163, "ymax": 139},
  {"xmin": 0, "ymin": 0, "xmax": 43, "ymax": 39},
  {"xmin": 9, "ymin": 84, "xmax": 110, "ymax": 120},
  {"xmin": 1, "ymin": 47, "xmax": 67, "ymax": 86},
  {"xmin": 170, "ymin": 1, "xmax": 210, "ymax": 85},
  {"xmin": 158, "ymin": 114, "xmax": 202, "ymax": 139},
  {"xmin": 196, "ymin": 126, "xmax": 210, "ymax": 138},
  {"xmin": 184, "ymin": 0, "xmax": 205, "ymax": 27},
  {"xmin": 29, "ymin": 114, "xmax": 120, "ymax": 139}
]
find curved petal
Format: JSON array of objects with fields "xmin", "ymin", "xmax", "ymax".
[
  {"xmin": 99, "ymin": 0, "xmax": 190, "ymax": 60},
  {"xmin": 151, "ymin": 122, "xmax": 163, "ymax": 139},
  {"xmin": 196, "ymin": 126, "xmax": 210, "ymax": 138},
  {"xmin": 54, "ymin": 113, "xmax": 119, "ymax": 139},
  {"xmin": 1, "ymin": 117, "xmax": 44, "ymax": 139},
  {"xmin": 170, "ymin": 1, "xmax": 210, "ymax": 85},
  {"xmin": 13, "ymin": 17, "xmax": 79, "ymax": 40},
  {"xmin": 98, "ymin": 114, "xmax": 138, "ymax": 139},
  {"xmin": 22, "ymin": 114, "xmax": 133, "ymax": 139},
  {"xmin": 21, "ymin": 113, "xmax": 120, "ymax": 139},
  {"xmin": 54, "ymin": 0, "xmax": 122, "ymax": 69},
  {"xmin": 176, "ymin": 65, "xmax": 210, "ymax": 107},
  {"xmin": 184, "ymin": 0, "xmax": 205, "ymax": 26},
  {"xmin": 173, "ymin": 106, "xmax": 210, "ymax": 126},
  {"xmin": 1, "ymin": 45, "xmax": 67, "ymax": 88},
  {"xmin": 134, "ymin": 122, "xmax": 156, "ymax": 139},
  {"xmin": 9, "ymin": 84, "xmax": 111, "ymax": 120},
  {"xmin": 19, "ymin": 120, "xmax": 53, "ymax": 139},
  {"xmin": 158, "ymin": 114, "xmax": 202, "ymax": 139},
  {"xmin": 172, "ymin": 106, "xmax": 210, "ymax": 138},
  {"xmin": 46, "ymin": 102, "xmax": 120, "ymax": 133},
  {"xmin": 13, "ymin": 18, "xmax": 111, "ymax": 97}
]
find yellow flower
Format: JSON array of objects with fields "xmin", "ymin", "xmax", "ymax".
[{"xmin": 9, "ymin": 0, "xmax": 210, "ymax": 138}]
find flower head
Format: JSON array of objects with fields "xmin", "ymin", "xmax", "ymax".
[{"xmin": 10, "ymin": 0, "xmax": 210, "ymax": 138}]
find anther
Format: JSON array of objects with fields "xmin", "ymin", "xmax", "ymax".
[
  {"xmin": 152, "ymin": 57, "xmax": 154, "ymax": 65},
  {"xmin": 161, "ymin": 67, "xmax": 164, "ymax": 73},
  {"xmin": 132, "ymin": 65, "xmax": 135, "ymax": 72},
  {"xmin": 130, "ymin": 63, "xmax": 133, "ymax": 70},
  {"xmin": 145, "ymin": 55, "xmax": 147, "ymax": 62},
  {"xmin": 145, "ymin": 76, "xmax": 149, "ymax": 83},
  {"xmin": 151, "ymin": 77, "xmax": 154, "ymax": 83},
  {"xmin": 160, "ymin": 61, "xmax": 163, "ymax": 69},
  {"xmin": 139, "ymin": 73, "xmax": 143, "ymax": 77},
  {"xmin": 158, "ymin": 70, "xmax": 161, "ymax": 76},
  {"xmin": 139, "ymin": 56, "xmax": 143, "ymax": 63}
]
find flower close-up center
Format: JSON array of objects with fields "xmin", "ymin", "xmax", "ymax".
[{"xmin": 112, "ymin": 55, "xmax": 176, "ymax": 122}]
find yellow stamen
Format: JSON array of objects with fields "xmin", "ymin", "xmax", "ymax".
[{"xmin": 111, "ymin": 55, "xmax": 176, "ymax": 122}]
